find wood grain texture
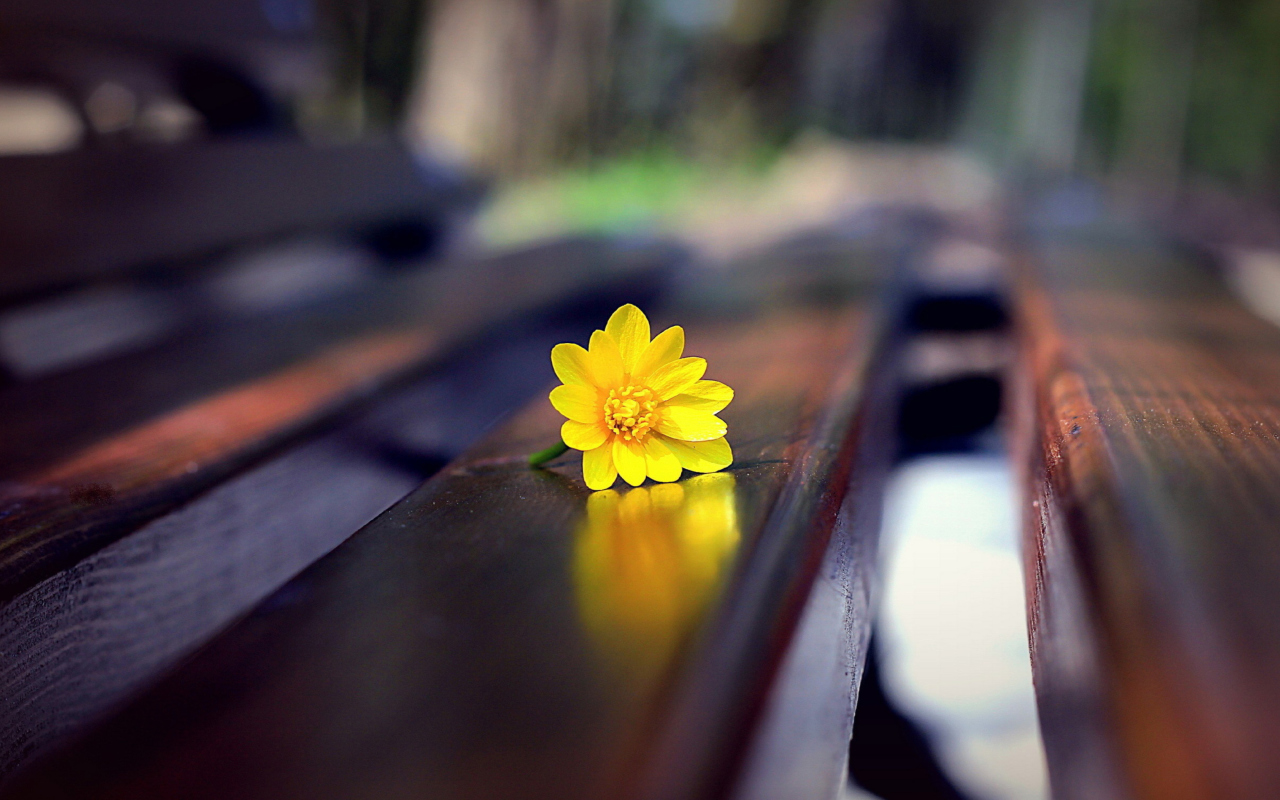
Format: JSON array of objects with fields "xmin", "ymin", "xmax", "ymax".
[
  {"xmin": 0, "ymin": 238, "xmax": 674, "ymax": 605},
  {"xmin": 0, "ymin": 317, "xmax": 593, "ymax": 783},
  {"xmin": 1, "ymin": 244, "xmax": 890, "ymax": 800},
  {"xmin": 1016, "ymin": 231, "xmax": 1280, "ymax": 800}
]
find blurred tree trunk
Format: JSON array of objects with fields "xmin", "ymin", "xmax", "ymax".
[
  {"xmin": 403, "ymin": 0, "xmax": 988, "ymax": 175},
  {"xmin": 312, "ymin": 0, "xmax": 427, "ymax": 136},
  {"xmin": 407, "ymin": 0, "xmax": 614, "ymax": 175},
  {"xmin": 1012, "ymin": 0, "xmax": 1095, "ymax": 174}
]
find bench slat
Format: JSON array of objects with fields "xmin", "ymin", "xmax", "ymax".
[
  {"xmin": 2, "ymin": 240, "xmax": 890, "ymax": 800},
  {"xmin": 0, "ymin": 315, "xmax": 601, "ymax": 782},
  {"xmin": 0, "ymin": 238, "xmax": 673, "ymax": 605},
  {"xmin": 0, "ymin": 141, "xmax": 474, "ymax": 304},
  {"xmin": 1018, "ymin": 231, "xmax": 1280, "ymax": 799}
]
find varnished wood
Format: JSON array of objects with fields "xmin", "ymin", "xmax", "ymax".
[
  {"xmin": 1016, "ymin": 229, "xmax": 1280, "ymax": 799},
  {"xmin": 730, "ymin": 400, "xmax": 889, "ymax": 800},
  {"xmin": 0, "ymin": 238, "xmax": 673, "ymax": 605},
  {"xmin": 0, "ymin": 316, "xmax": 597, "ymax": 782},
  {"xmin": 1, "ymin": 241, "xmax": 891, "ymax": 800}
]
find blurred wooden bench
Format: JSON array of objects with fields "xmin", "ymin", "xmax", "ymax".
[
  {"xmin": 0, "ymin": 230, "xmax": 896, "ymax": 800},
  {"xmin": 0, "ymin": 130, "xmax": 701, "ymax": 781},
  {"xmin": 1016, "ymin": 227, "xmax": 1280, "ymax": 799},
  {"xmin": 0, "ymin": 141, "xmax": 479, "ymax": 302},
  {"xmin": 0, "ymin": 233, "xmax": 673, "ymax": 604}
]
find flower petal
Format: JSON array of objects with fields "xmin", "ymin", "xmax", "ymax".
[
  {"xmin": 660, "ymin": 436, "xmax": 733, "ymax": 473},
  {"xmin": 648, "ymin": 357, "xmax": 707, "ymax": 400},
  {"xmin": 670, "ymin": 380, "xmax": 734, "ymax": 413},
  {"xmin": 612, "ymin": 436, "xmax": 647, "ymax": 487},
  {"xmin": 563, "ymin": 419, "xmax": 609, "ymax": 451},
  {"xmin": 656, "ymin": 406, "xmax": 727, "ymax": 441},
  {"xmin": 550, "ymin": 385, "xmax": 600, "ymax": 423},
  {"xmin": 605, "ymin": 304, "xmax": 650, "ymax": 375},
  {"xmin": 583, "ymin": 443, "xmax": 618, "ymax": 490},
  {"xmin": 551, "ymin": 343, "xmax": 593, "ymax": 387},
  {"xmin": 633, "ymin": 325, "xmax": 684, "ymax": 379},
  {"xmin": 643, "ymin": 436, "xmax": 682, "ymax": 483},
  {"xmin": 588, "ymin": 330, "xmax": 625, "ymax": 388}
]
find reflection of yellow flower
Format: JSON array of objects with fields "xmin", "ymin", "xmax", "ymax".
[
  {"xmin": 550, "ymin": 304, "xmax": 733, "ymax": 491},
  {"xmin": 573, "ymin": 473, "xmax": 740, "ymax": 674}
]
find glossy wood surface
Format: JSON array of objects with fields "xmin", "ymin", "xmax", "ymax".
[
  {"xmin": 731, "ymin": 410, "xmax": 888, "ymax": 800},
  {"xmin": 0, "ymin": 238, "xmax": 671, "ymax": 605},
  {"xmin": 2, "ymin": 241, "xmax": 889, "ymax": 800},
  {"xmin": 0, "ymin": 317, "xmax": 595, "ymax": 782},
  {"xmin": 1017, "ymin": 229, "xmax": 1280, "ymax": 799}
]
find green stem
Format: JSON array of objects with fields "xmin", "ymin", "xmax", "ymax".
[{"xmin": 528, "ymin": 439, "xmax": 570, "ymax": 467}]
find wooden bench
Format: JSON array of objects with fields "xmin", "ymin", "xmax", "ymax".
[
  {"xmin": 1016, "ymin": 225, "xmax": 1280, "ymax": 799},
  {"xmin": 0, "ymin": 230, "xmax": 896, "ymax": 799},
  {"xmin": 0, "ymin": 238, "xmax": 678, "ymax": 773},
  {"xmin": 0, "ymin": 141, "xmax": 479, "ymax": 303},
  {"xmin": 0, "ymin": 107, "xmax": 709, "ymax": 783},
  {"xmin": 0, "ymin": 235, "xmax": 674, "ymax": 604}
]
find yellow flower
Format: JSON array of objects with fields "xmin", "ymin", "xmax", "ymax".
[{"xmin": 550, "ymin": 304, "xmax": 733, "ymax": 491}]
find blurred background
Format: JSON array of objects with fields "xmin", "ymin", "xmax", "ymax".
[
  {"xmin": 2, "ymin": 0, "xmax": 1278, "ymax": 798},
  {"xmin": 5, "ymin": 0, "xmax": 1280, "ymax": 245}
]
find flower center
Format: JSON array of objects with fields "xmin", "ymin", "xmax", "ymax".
[{"xmin": 603, "ymin": 384, "xmax": 657, "ymax": 442}]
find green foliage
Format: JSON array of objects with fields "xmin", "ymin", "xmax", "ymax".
[
  {"xmin": 477, "ymin": 149, "xmax": 777, "ymax": 245},
  {"xmin": 1185, "ymin": 0, "xmax": 1280, "ymax": 186},
  {"xmin": 1081, "ymin": 0, "xmax": 1280, "ymax": 188}
]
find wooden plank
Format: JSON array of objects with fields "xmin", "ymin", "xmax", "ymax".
[
  {"xmin": 0, "ymin": 237, "xmax": 674, "ymax": 606},
  {"xmin": 0, "ymin": 140, "xmax": 475, "ymax": 303},
  {"xmin": 0, "ymin": 314, "xmax": 607, "ymax": 783},
  {"xmin": 729, "ymin": 410, "xmax": 888, "ymax": 800},
  {"xmin": 1, "ymin": 236, "xmax": 892, "ymax": 799},
  {"xmin": 1015, "ymin": 229, "xmax": 1280, "ymax": 799}
]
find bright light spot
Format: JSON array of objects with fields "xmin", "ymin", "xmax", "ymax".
[
  {"xmin": 136, "ymin": 98, "xmax": 203, "ymax": 142},
  {"xmin": 876, "ymin": 455, "xmax": 1049, "ymax": 800},
  {"xmin": 0, "ymin": 87, "xmax": 83, "ymax": 154}
]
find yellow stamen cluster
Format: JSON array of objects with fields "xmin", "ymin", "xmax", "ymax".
[{"xmin": 604, "ymin": 385, "xmax": 656, "ymax": 441}]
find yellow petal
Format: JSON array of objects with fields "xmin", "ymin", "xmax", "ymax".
[
  {"xmin": 563, "ymin": 419, "xmax": 608, "ymax": 451},
  {"xmin": 656, "ymin": 406, "xmax": 726, "ymax": 442},
  {"xmin": 647, "ymin": 357, "xmax": 707, "ymax": 400},
  {"xmin": 670, "ymin": 380, "xmax": 734, "ymax": 413},
  {"xmin": 660, "ymin": 436, "xmax": 732, "ymax": 473},
  {"xmin": 550, "ymin": 385, "xmax": 601, "ymax": 423},
  {"xmin": 551, "ymin": 343, "xmax": 593, "ymax": 387},
  {"xmin": 612, "ymin": 436, "xmax": 647, "ymax": 487},
  {"xmin": 588, "ymin": 330, "xmax": 625, "ymax": 388},
  {"xmin": 643, "ymin": 436, "xmax": 682, "ymax": 482},
  {"xmin": 633, "ymin": 325, "xmax": 684, "ymax": 379},
  {"xmin": 605, "ymin": 304, "xmax": 650, "ymax": 375},
  {"xmin": 583, "ymin": 443, "xmax": 618, "ymax": 490}
]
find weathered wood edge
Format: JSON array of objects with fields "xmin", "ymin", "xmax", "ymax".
[
  {"xmin": 1011, "ymin": 254, "xmax": 1134, "ymax": 800},
  {"xmin": 1011, "ymin": 235, "xmax": 1248, "ymax": 800},
  {"xmin": 639, "ymin": 304, "xmax": 894, "ymax": 800},
  {"xmin": 728, "ymin": 320, "xmax": 895, "ymax": 800}
]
